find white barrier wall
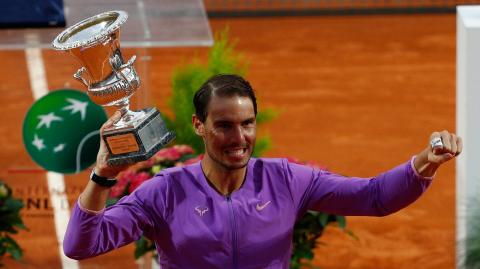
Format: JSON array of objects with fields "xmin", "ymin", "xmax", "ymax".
[{"xmin": 457, "ymin": 6, "xmax": 480, "ymax": 269}]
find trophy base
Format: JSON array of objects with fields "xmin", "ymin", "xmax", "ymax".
[{"xmin": 103, "ymin": 108, "xmax": 176, "ymax": 166}]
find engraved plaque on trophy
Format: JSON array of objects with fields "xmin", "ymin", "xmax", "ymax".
[{"xmin": 52, "ymin": 10, "xmax": 175, "ymax": 165}]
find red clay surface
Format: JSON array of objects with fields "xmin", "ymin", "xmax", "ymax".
[{"xmin": 1, "ymin": 14, "xmax": 456, "ymax": 268}]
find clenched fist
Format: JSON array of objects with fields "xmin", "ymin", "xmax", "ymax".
[
  {"xmin": 428, "ymin": 130, "xmax": 463, "ymax": 164},
  {"xmin": 414, "ymin": 130, "xmax": 463, "ymax": 178}
]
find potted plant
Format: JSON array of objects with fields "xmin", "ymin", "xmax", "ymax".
[
  {"xmin": 0, "ymin": 181, "xmax": 27, "ymax": 266},
  {"xmin": 459, "ymin": 198, "xmax": 480, "ymax": 269}
]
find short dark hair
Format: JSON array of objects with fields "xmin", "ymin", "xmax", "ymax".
[{"xmin": 193, "ymin": 74, "xmax": 257, "ymax": 122}]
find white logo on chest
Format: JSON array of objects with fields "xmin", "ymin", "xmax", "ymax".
[
  {"xmin": 195, "ymin": 206, "xmax": 209, "ymax": 216},
  {"xmin": 256, "ymin": 200, "xmax": 271, "ymax": 211}
]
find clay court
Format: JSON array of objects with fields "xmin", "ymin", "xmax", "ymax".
[{"xmin": 1, "ymin": 11, "xmax": 457, "ymax": 269}]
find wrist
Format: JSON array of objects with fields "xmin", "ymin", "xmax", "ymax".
[
  {"xmin": 90, "ymin": 169, "xmax": 117, "ymax": 188},
  {"xmin": 414, "ymin": 161, "xmax": 439, "ymax": 178},
  {"xmin": 93, "ymin": 164, "xmax": 116, "ymax": 179},
  {"xmin": 413, "ymin": 148, "xmax": 439, "ymax": 178}
]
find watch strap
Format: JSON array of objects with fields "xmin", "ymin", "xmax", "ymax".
[{"xmin": 89, "ymin": 169, "xmax": 117, "ymax": 187}]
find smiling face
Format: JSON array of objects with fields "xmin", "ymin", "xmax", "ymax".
[{"xmin": 193, "ymin": 94, "xmax": 256, "ymax": 171}]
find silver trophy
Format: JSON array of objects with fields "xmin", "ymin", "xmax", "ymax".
[{"xmin": 52, "ymin": 10, "xmax": 175, "ymax": 165}]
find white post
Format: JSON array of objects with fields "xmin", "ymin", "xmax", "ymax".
[
  {"xmin": 25, "ymin": 33, "xmax": 79, "ymax": 269},
  {"xmin": 457, "ymin": 6, "xmax": 480, "ymax": 269}
]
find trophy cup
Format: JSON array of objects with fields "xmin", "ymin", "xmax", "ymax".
[{"xmin": 52, "ymin": 10, "xmax": 175, "ymax": 165}]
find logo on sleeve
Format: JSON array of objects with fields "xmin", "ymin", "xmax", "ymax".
[{"xmin": 256, "ymin": 200, "xmax": 271, "ymax": 211}]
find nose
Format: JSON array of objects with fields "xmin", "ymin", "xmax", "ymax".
[{"xmin": 230, "ymin": 125, "xmax": 245, "ymax": 144}]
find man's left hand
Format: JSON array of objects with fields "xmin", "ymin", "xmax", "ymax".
[{"xmin": 414, "ymin": 130, "xmax": 462, "ymax": 178}]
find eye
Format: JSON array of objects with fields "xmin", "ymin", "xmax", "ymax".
[
  {"xmin": 242, "ymin": 119, "xmax": 255, "ymax": 127},
  {"xmin": 216, "ymin": 122, "xmax": 231, "ymax": 129}
]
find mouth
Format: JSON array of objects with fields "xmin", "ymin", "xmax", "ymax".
[{"xmin": 224, "ymin": 147, "xmax": 248, "ymax": 158}]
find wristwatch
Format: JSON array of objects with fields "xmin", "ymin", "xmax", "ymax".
[{"xmin": 89, "ymin": 169, "xmax": 118, "ymax": 187}]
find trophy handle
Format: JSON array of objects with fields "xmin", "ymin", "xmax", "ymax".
[
  {"xmin": 117, "ymin": 55, "xmax": 136, "ymax": 71},
  {"xmin": 73, "ymin": 67, "xmax": 89, "ymax": 87},
  {"xmin": 113, "ymin": 55, "xmax": 137, "ymax": 90}
]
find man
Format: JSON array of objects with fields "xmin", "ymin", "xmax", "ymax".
[{"xmin": 64, "ymin": 74, "xmax": 462, "ymax": 268}]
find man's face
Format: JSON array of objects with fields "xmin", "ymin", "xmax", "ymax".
[{"xmin": 194, "ymin": 95, "xmax": 256, "ymax": 170}]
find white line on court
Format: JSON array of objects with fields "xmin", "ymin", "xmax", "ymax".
[{"xmin": 25, "ymin": 34, "xmax": 80, "ymax": 269}]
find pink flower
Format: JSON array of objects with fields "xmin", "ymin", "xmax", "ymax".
[
  {"xmin": 175, "ymin": 154, "xmax": 204, "ymax": 167},
  {"xmin": 110, "ymin": 170, "xmax": 151, "ymax": 198},
  {"xmin": 144, "ymin": 158, "xmax": 156, "ymax": 167},
  {"xmin": 173, "ymin": 145, "xmax": 194, "ymax": 155},
  {"xmin": 128, "ymin": 172, "xmax": 151, "ymax": 193},
  {"xmin": 151, "ymin": 145, "xmax": 195, "ymax": 163},
  {"xmin": 110, "ymin": 170, "xmax": 133, "ymax": 198},
  {"xmin": 154, "ymin": 147, "xmax": 182, "ymax": 162},
  {"xmin": 109, "ymin": 146, "xmax": 201, "ymax": 199},
  {"xmin": 109, "ymin": 184, "xmax": 126, "ymax": 199}
]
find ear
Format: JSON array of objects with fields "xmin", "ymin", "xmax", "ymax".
[{"xmin": 192, "ymin": 114, "xmax": 205, "ymax": 136}]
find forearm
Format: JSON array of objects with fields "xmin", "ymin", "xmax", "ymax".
[
  {"xmin": 65, "ymin": 175, "xmax": 113, "ymax": 259},
  {"xmin": 306, "ymin": 159, "xmax": 432, "ymax": 217},
  {"xmin": 64, "ymin": 190, "xmax": 151, "ymax": 259},
  {"xmin": 81, "ymin": 110, "xmax": 130, "ymax": 211},
  {"xmin": 63, "ymin": 202, "xmax": 106, "ymax": 259},
  {"xmin": 79, "ymin": 180, "xmax": 111, "ymax": 212},
  {"xmin": 371, "ymin": 158, "xmax": 432, "ymax": 216}
]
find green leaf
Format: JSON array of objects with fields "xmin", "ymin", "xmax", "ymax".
[
  {"xmin": 319, "ymin": 213, "xmax": 329, "ymax": 227},
  {"xmin": 151, "ymin": 165, "xmax": 162, "ymax": 175},
  {"xmin": 4, "ymin": 235, "xmax": 22, "ymax": 260},
  {"xmin": 291, "ymin": 211, "xmax": 352, "ymax": 267},
  {"xmin": 3, "ymin": 198, "xmax": 23, "ymax": 212},
  {"xmin": 134, "ymin": 236, "xmax": 156, "ymax": 260},
  {"xmin": 256, "ymin": 108, "xmax": 278, "ymax": 124},
  {"xmin": 14, "ymin": 220, "xmax": 27, "ymax": 231},
  {"xmin": 336, "ymin": 215, "xmax": 346, "ymax": 229},
  {"xmin": 134, "ymin": 237, "xmax": 149, "ymax": 259},
  {"xmin": 304, "ymin": 250, "xmax": 314, "ymax": 260},
  {"xmin": 290, "ymin": 259, "xmax": 300, "ymax": 269},
  {"xmin": 106, "ymin": 198, "xmax": 119, "ymax": 207},
  {"xmin": 252, "ymin": 136, "xmax": 271, "ymax": 157},
  {"xmin": 6, "ymin": 245, "xmax": 22, "ymax": 260}
]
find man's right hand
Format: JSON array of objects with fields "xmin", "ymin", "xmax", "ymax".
[{"xmin": 94, "ymin": 111, "xmax": 130, "ymax": 178}]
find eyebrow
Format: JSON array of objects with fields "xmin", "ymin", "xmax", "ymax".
[{"xmin": 213, "ymin": 117, "xmax": 256, "ymax": 124}]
